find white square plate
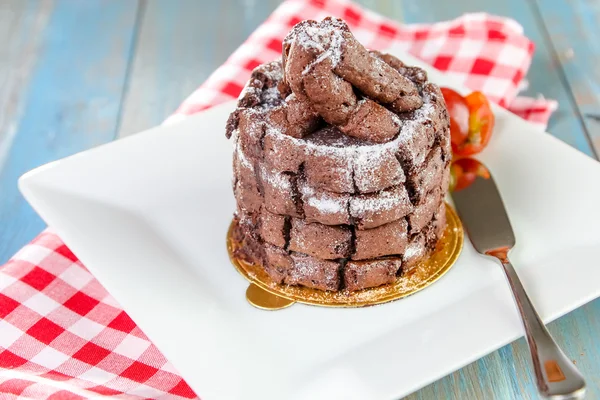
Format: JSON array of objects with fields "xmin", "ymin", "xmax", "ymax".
[{"xmin": 19, "ymin": 51, "xmax": 600, "ymax": 400}]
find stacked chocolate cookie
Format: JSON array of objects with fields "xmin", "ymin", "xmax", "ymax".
[{"xmin": 226, "ymin": 18, "xmax": 451, "ymax": 292}]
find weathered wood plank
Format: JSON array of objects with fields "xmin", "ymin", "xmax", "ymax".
[
  {"xmin": 0, "ymin": 0, "xmax": 53, "ymax": 170},
  {"xmin": 0, "ymin": 0, "xmax": 140, "ymax": 263},
  {"xmin": 532, "ymin": 0, "xmax": 600, "ymax": 157},
  {"xmin": 118, "ymin": 0, "xmax": 281, "ymax": 137}
]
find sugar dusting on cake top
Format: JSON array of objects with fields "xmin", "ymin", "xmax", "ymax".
[{"xmin": 283, "ymin": 17, "xmax": 347, "ymax": 69}]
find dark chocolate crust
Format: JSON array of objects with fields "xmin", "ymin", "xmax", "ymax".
[{"xmin": 227, "ymin": 17, "xmax": 450, "ymax": 292}]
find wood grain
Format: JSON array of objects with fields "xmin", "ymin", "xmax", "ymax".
[
  {"xmin": 0, "ymin": 0, "xmax": 140, "ymax": 263},
  {"xmin": 0, "ymin": 0, "xmax": 53, "ymax": 173},
  {"xmin": 532, "ymin": 0, "xmax": 600, "ymax": 157},
  {"xmin": 117, "ymin": 0, "xmax": 281, "ymax": 137}
]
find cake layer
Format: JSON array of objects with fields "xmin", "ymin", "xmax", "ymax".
[
  {"xmin": 349, "ymin": 186, "xmax": 413, "ymax": 229},
  {"xmin": 405, "ymin": 146, "xmax": 446, "ymax": 204},
  {"xmin": 263, "ymin": 245, "xmax": 341, "ymax": 291},
  {"xmin": 344, "ymin": 258, "xmax": 402, "ymax": 292},
  {"xmin": 403, "ymin": 202, "xmax": 446, "ymax": 274},
  {"xmin": 242, "ymin": 208, "xmax": 423, "ymax": 261},
  {"xmin": 233, "ymin": 215, "xmax": 443, "ymax": 291},
  {"xmin": 353, "ymin": 219, "xmax": 408, "ymax": 260},
  {"xmin": 402, "ymin": 231, "xmax": 426, "ymax": 275},
  {"xmin": 236, "ymin": 146, "xmax": 444, "ymax": 230},
  {"xmin": 288, "ymin": 218, "xmax": 352, "ymax": 260},
  {"xmin": 407, "ymin": 189, "xmax": 443, "ymax": 234}
]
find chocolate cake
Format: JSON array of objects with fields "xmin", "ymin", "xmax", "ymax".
[{"xmin": 226, "ymin": 17, "xmax": 451, "ymax": 292}]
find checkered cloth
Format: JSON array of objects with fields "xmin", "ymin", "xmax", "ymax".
[{"xmin": 0, "ymin": 0, "xmax": 557, "ymax": 398}]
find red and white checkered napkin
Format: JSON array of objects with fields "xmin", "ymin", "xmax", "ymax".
[{"xmin": 0, "ymin": 0, "xmax": 557, "ymax": 398}]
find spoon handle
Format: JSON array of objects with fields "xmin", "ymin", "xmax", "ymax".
[{"xmin": 499, "ymin": 257, "xmax": 586, "ymax": 399}]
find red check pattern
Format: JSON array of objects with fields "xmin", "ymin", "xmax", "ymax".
[
  {"xmin": 0, "ymin": 0, "xmax": 556, "ymax": 398},
  {"xmin": 165, "ymin": 0, "xmax": 557, "ymax": 127},
  {"xmin": 1, "ymin": 232, "xmax": 196, "ymax": 400}
]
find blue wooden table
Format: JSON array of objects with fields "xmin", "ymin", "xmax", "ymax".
[{"xmin": 1, "ymin": 1, "xmax": 598, "ymax": 398}]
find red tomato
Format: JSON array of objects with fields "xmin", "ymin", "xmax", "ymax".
[
  {"xmin": 440, "ymin": 88, "xmax": 495, "ymax": 157},
  {"xmin": 456, "ymin": 91, "xmax": 495, "ymax": 156},
  {"xmin": 440, "ymin": 88, "xmax": 469, "ymax": 149},
  {"xmin": 449, "ymin": 158, "xmax": 491, "ymax": 192}
]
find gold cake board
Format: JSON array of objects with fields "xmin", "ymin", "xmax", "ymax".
[{"xmin": 227, "ymin": 203, "xmax": 463, "ymax": 310}]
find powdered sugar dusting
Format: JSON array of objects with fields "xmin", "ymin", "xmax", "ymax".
[
  {"xmin": 258, "ymin": 165, "xmax": 292, "ymax": 191},
  {"xmin": 415, "ymin": 147, "xmax": 443, "ymax": 197},
  {"xmin": 236, "ymin": 142, "xmax": 254, "ymax": 170},
  {"xmin": 372, "ymin": 56, "xmax": 392, "ymax": 82},
  {"xmin": 299, "ymin": 182, "xmax": 347, "ymax": 214},
  {"xmin": 238, "ymin": 44, "xmax": 440, "ymax": 196},
  {"xmin": 264, "ymin": 101, "xmax": 435, "ymax": 193},
  {"xmin": 288, "ymin": 108, "xmax": 430, "ymax": 160},
  {"xmin": 396, "ymin": 102, "xmax": 434, "ymax": 144},
  {"xmin": 238, "ymin": 79, "xmax": 258, "ymax": 101},
  {"xmin": 350, "ymin": 187, "xmax": 405, "ymax": 215},
  {"xmin": 309, "ymin": 196, "xmax": 344, "ymax": 214},
  {"xmin": 285, "ymin": 17, "xmax": 347, "ymax": 69},
  {"xmin": 261, "ymin": 86, "xmax": 282, "ymax": 106},
  {"xmin": 289, "ymin": 253, "xmax": 339, "ymax": 284},
  {"xmin": 260, "ymin": 52, "xmax": 436, "ymax": 154},
  {"xmin": 403, "ymin": 239, "xmax": 425, "ymax": 259},
  {"xmin": 260, "ymin": 64, "xmax": 283, "ymax": 82},
  {"xmin": 229, "ymin": 128, "xmax": 239, "ymax": 147}
]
